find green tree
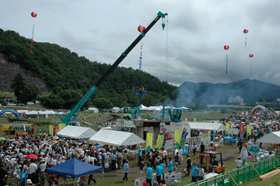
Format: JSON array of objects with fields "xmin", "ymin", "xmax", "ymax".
[
  {"xmin": 59, "ymin": 89, "xmax": 83, "ymax": 109},
  {"xmin": 18, "ymin": 83, "xmax": 39, "ymax": 103},
  {"xmin": 11, "ymin": 73, "xmax": 25, "ymax": 99},
  {"xmin": 93, "ymin": 98, "xmax": 113, "ymax": 110}
]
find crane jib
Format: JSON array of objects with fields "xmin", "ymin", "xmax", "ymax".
[{"xmin": 61, "ymin": 11, "xmax": 167, "ymax": 125}]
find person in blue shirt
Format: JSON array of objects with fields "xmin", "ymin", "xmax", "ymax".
[
  {"xmin": 159, "ymin": 161, "xmax": 165, "ymax": 183},
  {"xmin": 168, "ymin": 157, "xmax": 173, "ymax": 173},
  {"xmin": 191, "ymin": 163, "xmax": 199, "ymax": 182},
  {"xmin": 146, "ymin": 163, "xmax": 153, "ymax": 186},
  {"xmin": 156, "ymin": 163, "xmax": 162, "ymax": 184},
  {"xmin": 122, "ymin": 160, "xmax": 129, "ymax": 182},
  {"xmin": 138, "ymin": 146, "xmax": 143, "ymax": 166},
  {"xmin": 19, "ymin": 167, "xmax": 28, "ymax": 186}
]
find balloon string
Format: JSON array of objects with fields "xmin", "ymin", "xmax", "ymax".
[
  {"xmin": 226, "ymin": 54, "xmax": 228, "ymax": 76},
  {"xmin": 165, "ymin": 16, "xmax": 169, "ymax": 83},
  {"xmin": 30, "ymin": 24, "xmax": 35, "ymax": 53}
]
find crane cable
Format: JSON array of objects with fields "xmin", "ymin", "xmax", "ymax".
[{"xmin": 164, "ymin": 16, "xmax": 169, "ymax": 83}]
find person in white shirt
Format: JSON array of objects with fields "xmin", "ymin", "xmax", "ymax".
[
  {"xmin": 191, "ymin": 143, "xmax": 198, "ymax": 156},
  {"xmin": 179, "ymin": 147, "xmax": 183, "ymax": 161},
  {"xmin": 235, "ymin": 157, "xmax": 243, "ymax": 168},
  {"xmin": 197, "ymin": 165, "xmax": 205, "ymax": 181},
  {"xmin": 28, "ymin": 160, "xmax": 38, "ymax": 183},
  {"xmin": 162, "ymin": 148, "xmax": 168, "ymax": 166},
  {"xmin": 39, "ymin": 159, "xmax": 46, "ymax": 177}
]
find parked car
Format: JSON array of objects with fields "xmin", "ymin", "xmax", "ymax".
[
  {"xmin": 26, "ymin": 101, "xmax": 35, "ymax": 105},
  {"xmin": 17, "ymin": 103, "xmax": 25, "ymax": 106}
]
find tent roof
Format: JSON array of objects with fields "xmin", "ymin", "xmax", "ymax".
[
  {"xmin": 257, "ymin": 131, "xmax": 280, "ymax": 144},
  {"xmin": 57, "ymin": 126, "xmax": 96, "ymax": 139},
  {"xmin": 45, "ymin": 158, "xmax": 103, "ymax": 178},
  {"xmin": 189, "ymin": 122, "xmax": 225, "ymax": 131},
  {"xmin": 24, "ymin": 111, "xmax": 38, "ymax": 115},
  {"xmin": 89, "ymin": 130, "xmax": 145, "ymax": 146},
  {"xmin": 38, "ymin": 111, "xmax": 52, "ymax": 115}
]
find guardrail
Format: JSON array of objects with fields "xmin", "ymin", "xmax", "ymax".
[{"xmin": 185, "ymin": 154, "xmax": 280, "ymax": 186}]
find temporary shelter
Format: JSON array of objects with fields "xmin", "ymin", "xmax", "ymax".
[
  {"xmin": 57, "ymin": 126, "xmax": 96, "ymax": 139},
  {"xmin": 257, "ymin": 131, "xmax": 280, "ymax": 144},
  {"xmin": 24, "ymin": 111, "xmax": 39, "ymax": 115},
  {"xmin": 89, "ymin": 130, "xmax": 145, "ymax": 146},
  {"xmin": 45, "ymin": 158, "xmax": 103, "ymax": 178},
  {"xmin": 189, "ymin": 122, "xmax": 226, "ymax": 131}
]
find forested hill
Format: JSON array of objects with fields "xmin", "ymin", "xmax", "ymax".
[{"xmin": 0, "ymin": 29, "xmax": 176, "ymax": 109}]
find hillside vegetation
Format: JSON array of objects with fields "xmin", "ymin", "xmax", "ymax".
[{"xmin": 0, "ymin": 29, "xmax": 176, "ymax": 109}]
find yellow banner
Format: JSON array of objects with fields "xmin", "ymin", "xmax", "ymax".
[
  {"xmin": 226, "ymin": 123, "xmax": 230, "ymax": 134},
  {"xmin": 146, "ymin": 133, "xmax": 153, "ymax": 149},
  {"xmin": 2, "ymin": 124, "xmax": 33, "ymax": 131},
  {"xmin": 247, "ymin": 125, "xmax": 251, "ymax": 135},
  {"xmin": 156, "ymin": 135, "xmax": 164, "ymax": 150},
  {"xmin": 175, "ymin": 130, "xmax": 181, "ymax": 146},
  {"xmin": 202, "ymin": 132, "xmax": 209, "ymax": 139},
  {"xmin": 59, "ymin": 123, "xmax": 66, "ymax": 131},
  {"xmin": 49, "ymin": 125, "xmax": 54, "ymax": 136}
]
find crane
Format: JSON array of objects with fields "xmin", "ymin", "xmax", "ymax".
[{"xmin": 60, "ymin": 11, "xmax": 168, "ymax": 125}]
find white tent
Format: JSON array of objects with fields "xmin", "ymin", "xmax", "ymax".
[
  {"xmin": 257, "ymin": 131, "xmax": 280, "ymax": 144},
  {"xmin": 189, "ymin": 122, "xmax": 226, "ymax": 131},
  {"xmin": 57, "ymin": 126, "xmax": 97, "ymax": 139},
  {"xmin": 89, "ymin": 130, "xmax": 145, "ymax": 146},
  {"xmin": 24, "ymin": 111, "xmax": 39, "ymax": 115}
]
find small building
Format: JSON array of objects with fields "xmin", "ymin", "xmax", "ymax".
[
  {"xmin": 87, "ymin": 107, "xmax": 99, "ymax": 113},
  {"xmin": 228, "ymin": 96, "xmax": 244, "ymax": 105},
  {"xmin": 0, "ymin": 97, "xmax": 11, "ymax": 103}
]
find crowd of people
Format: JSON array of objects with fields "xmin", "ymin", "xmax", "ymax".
[{"xmin": 0, "ymin": 133, "xmax": 133, "ymax": 186}]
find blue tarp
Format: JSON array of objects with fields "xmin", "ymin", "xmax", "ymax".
[{"xmin": 45, "ymin": 158, "xmax": 103, "ymax": 178}]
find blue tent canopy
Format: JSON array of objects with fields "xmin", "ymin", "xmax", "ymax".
[{"xmin": 45, "ymin": 158, "xmax": 103, "ymax": 178}]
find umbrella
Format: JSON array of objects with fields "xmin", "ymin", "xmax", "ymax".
[
  {"xmin": 0, "ymin": 137, "xmax": 6, "ymax": 140},
  {"xmin": 52, "ymin": 141, "xmax": 59, "ymax": 144},
  {"xmin": 25, "ymin": 154, "xmax": 38, "ymax": 159},
  {"xmin": 52, "ymin": 136, "xmax": 59, "ymax": 140},
  {"xmin": 21, "ymin": 132, "xmax": 28, "ymax": 135},
  {"xmin": 7, "ymin": 139, "xmax": 15, "ymax": 142},
  {"xmin": 240, "ymin": 147, "xmax": 248, "ymax": 160},
  {"xmin": 249, "ymin": 145, "xmax": 260, "ymax": 156}
]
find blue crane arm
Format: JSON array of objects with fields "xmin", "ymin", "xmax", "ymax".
[{"xmin": 61, "ymin": 11, "xmax": 168, "ymax": 125}]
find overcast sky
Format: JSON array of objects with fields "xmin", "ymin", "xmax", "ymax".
[{"xmin": 1, "ymin": 0, "xmax": 280, "ymax": 86}]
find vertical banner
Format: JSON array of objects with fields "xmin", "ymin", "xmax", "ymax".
[
  {"xmin": 49, "ymin": 125, "xmax": 54, "ymax": 136},
  {"xmin": 156, "ymin": 135, "xmax": 164, "ymax": 150},
  {"xmin": 163, "ymin": 132, "xmax": 169, "ymax": 140},
  {"xmin": 139, "ymin": 43, "xmax": 143, "ymax": 70},
  {"xmin": 160, "ymin": 133, "xmax": 167, "ymax": 149},
  {"xmin": 181, "ymin": 131, "xmax": 188, "ymax": 149},
  {"xmin": 54, "ymin": 127, "xmax": 59, "ymax": 136},
  {"xmin": 247, "ymin": 125, "xmax": 251, "ymax": 136},
  {"xmin": 240, "ymin": 124, "xmax": 245, "ymax": 139},
  {"xmin": 146, "ymin": 133, "xmax": 153, "ymax": 149},
  {"xmin": 231, "ymin": 126, "xmax": 233, "ymax": 136},
  {"xmin": 226, "ymin": 123, "xmax": 230, "ymax": 134},
  {"xmin": 59, "ymin": 123, "xmax": 66, "ymax": 131},
  {"xmin": 174, "ymin": 130, "xmax": 181, "ymax": 147}
]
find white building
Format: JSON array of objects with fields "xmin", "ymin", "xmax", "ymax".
[{"xmin": 228, "ymin": 96, "xmax": 243, "ymax": 105}]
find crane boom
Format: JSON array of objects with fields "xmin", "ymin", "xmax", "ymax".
[{"xmin": 60, "ymin": 11, "xmax": 168, "ymax": 125}]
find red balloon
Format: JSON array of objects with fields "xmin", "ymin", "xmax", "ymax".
[
  {"xmin": 224, "ymin": 45, "xmax": 229, "ymax": 50},
  {"xmin": 31, "ymin": 12, "xmax": 37, "ymax": 18},
  {"xmin": 243, "ymin": 29, "xmax": 248, "ymax": 34},
  {"xmin": 249, "ymin": 54, "xmax": 254, "ymax": 58},
  {"xmin": 138, "ymin": 25, "xmax": 146, "ymax": 33}
]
